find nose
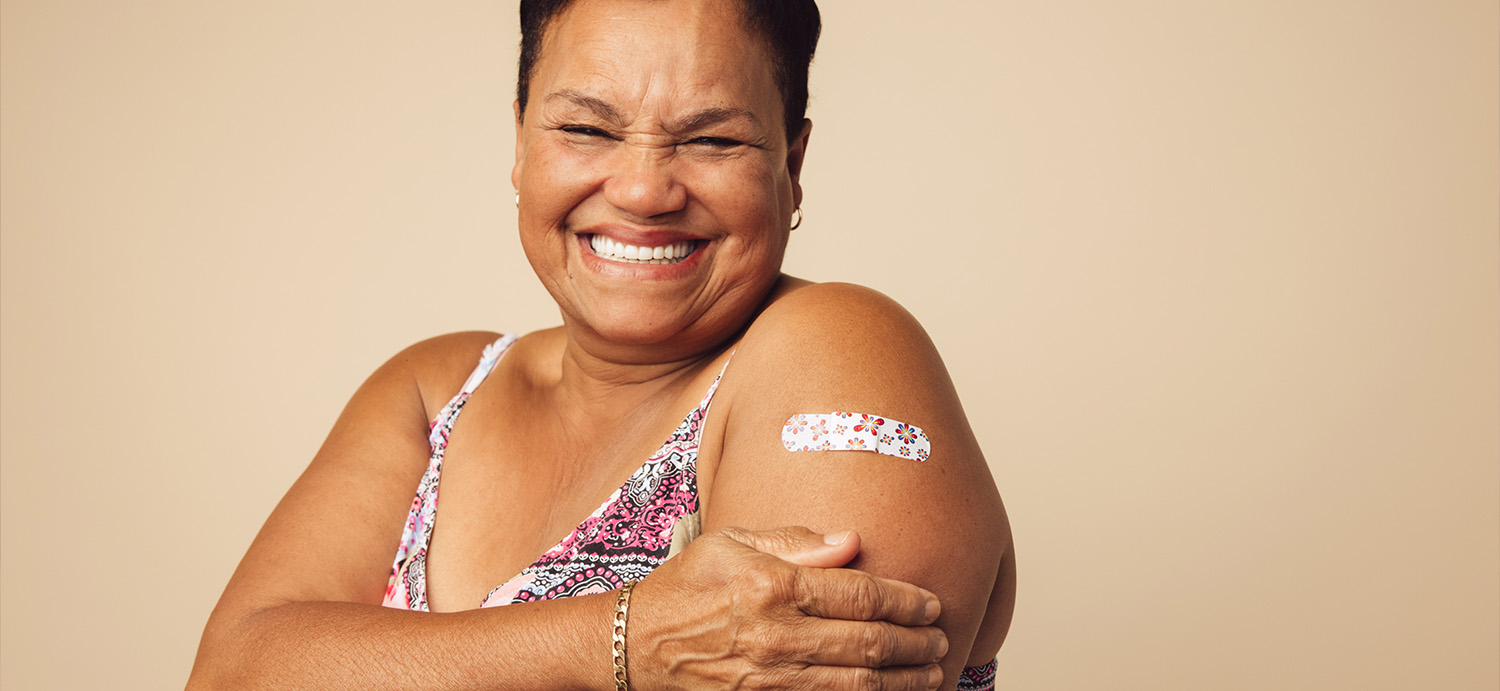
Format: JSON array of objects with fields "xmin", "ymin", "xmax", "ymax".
[{"xmin": 602, "ymin": 145, "xmax": 687, "ymax": 220}]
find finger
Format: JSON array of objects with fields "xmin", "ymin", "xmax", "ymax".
[
  {"xmin": 718, "ymin": 525, "xmax": 862, "ymax": 568},
  {"xmin": 795, "ymin": 567, "xmax": 941, "ymax": 626},
  {"xmin": 792, "ymin": 618, "xmax": 948, "ymax": 668},
  {"xmin": 792, "ymin": 664, "xmax": 944, "ymax": 691}
]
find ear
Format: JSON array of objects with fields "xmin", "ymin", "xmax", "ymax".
[
  {"xmin": 787, "ymin": 118, "xmax": 812, "ymax": 209},
  {"xmin": 511, "ymin": 99, "xmax": 526, "ymax": 191}
]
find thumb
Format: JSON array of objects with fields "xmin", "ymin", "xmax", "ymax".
[{"xmin": 720, "ymin": 526, "xmax": 861, "ymax": 568}]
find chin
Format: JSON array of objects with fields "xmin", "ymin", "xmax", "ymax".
[{"xmin": 577, "ymin": 310, "xmax": 696, "ymax": 347}]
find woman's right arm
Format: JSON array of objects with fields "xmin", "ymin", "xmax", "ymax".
[{"xmin": 187, "ymin": 333, "xmax": 948, "ymax": 690}]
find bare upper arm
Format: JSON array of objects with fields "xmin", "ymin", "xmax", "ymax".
[
  {"xmin": 206, "ymin": 331, "xmax": 503, "ymax": 625},
  {"xmin": 704, "ymin": 284, "xmax": 1013, "ymax": 683}
]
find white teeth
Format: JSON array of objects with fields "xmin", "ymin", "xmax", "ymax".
[{"xmin": 588, "ymin": 235, "xmax": 696, "ymax": 264}]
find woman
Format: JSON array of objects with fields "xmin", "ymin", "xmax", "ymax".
[{"xmin": 189, "ymin": 0, "xmax": 1015, "ymax": 688}]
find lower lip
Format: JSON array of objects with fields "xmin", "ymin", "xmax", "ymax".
[{"xmin": 575, "ymin": 235, "xmax": 707, "ymax": 280}]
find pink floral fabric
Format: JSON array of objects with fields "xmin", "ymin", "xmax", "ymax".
[
  {"xmin": 957, "ymin": 658, "xmax": 997, "ymax": 690},
  {"xmin": 382, "ymin": 335, "xmax": 725, "ymax": 610}
]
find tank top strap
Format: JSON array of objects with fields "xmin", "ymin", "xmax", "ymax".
[
  {"xmin": 694, "ymin": 349, "xmax": 735, "ymax": 411},
  {"xmin": 459, "ymin": 334, "xmax": 520, "ymax": 396},
  {"xmin": 427, "ymin": 334, "xmax": 519, "ymax": 450}
]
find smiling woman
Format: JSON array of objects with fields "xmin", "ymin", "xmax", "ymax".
[
  {"xmin": 188, "ymin": 1, "xmax": 1014, "ymax": 689},
  {"xmin": 514, "ymin": 1, "xmax": 800, "ymax": 355}
]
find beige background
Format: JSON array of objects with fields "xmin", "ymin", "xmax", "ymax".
[{"xmin": 2, "ymin": 0, "xmax": 1496, "ymax": 688}]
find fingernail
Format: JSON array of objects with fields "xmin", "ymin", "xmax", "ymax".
[
  {"xmin": 823, "ymin": 531, "xmax": 851, "ymax": 545},
  {"xmin": 927, "ymin": 665, "xmax": 943, "ymax": 689},
  {"xmin": 924, "ymin": 597, "xmax": 941, "ymax": 622},
  {"xmin": 935, "ymin": 635, "xmax": 949, "ymax": 660}
]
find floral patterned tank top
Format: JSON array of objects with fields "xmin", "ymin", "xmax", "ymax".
[{"xmin": 380, "ymin": 335, "xmax": 998, "ymax": 689}]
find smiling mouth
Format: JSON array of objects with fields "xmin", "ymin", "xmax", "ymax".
[{"xmin": 587, "ymin": 235, "xmax": 702, "ymax": 265}]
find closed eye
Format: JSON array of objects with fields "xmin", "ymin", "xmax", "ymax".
[
  {"xmin": 686, "ymin": 136, "xmax": 744, "ymax": 148},
  {"xmin": 559, "ymin": 125, "xmax": 616, "ymax": 139}
]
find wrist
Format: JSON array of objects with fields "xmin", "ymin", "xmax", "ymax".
[
  {"xmin": 611, "ymin": 580, "xmax": 639, "ymax": 690},
  {"xmin": 545, "ymin": 592, "xmax": 622, "ymax": 691},
  {"xmin": 616, "ymin": 572, "xmax": 679, "ymax": 691}
]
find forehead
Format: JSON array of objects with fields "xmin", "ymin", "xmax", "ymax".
[{"xmin": 531, "ymin": 0, "xmax": 780, "ymax": 120}]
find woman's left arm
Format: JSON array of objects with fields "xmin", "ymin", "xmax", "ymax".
[{"xmin": 701, "ymin": 283, "xmax": 1015, "ymax": 690}]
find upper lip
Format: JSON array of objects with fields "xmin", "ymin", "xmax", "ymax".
[{"xmin": 577, "ymin": 224, "xmax": 707, "ymax": 246}]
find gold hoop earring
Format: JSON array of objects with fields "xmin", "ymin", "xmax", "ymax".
[
  {"xmin": 514, "ymin": 192, "xmax": 520, "ymax": 208},
  {"xmin": 789, "ymin": 206, "xmax": 803, "ymax": 230}
]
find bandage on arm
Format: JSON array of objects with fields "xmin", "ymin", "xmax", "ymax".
[
  {"xmin": 702, "ymin": 284, "xmax": 1015, "ymax": 690},
  {"xmin": 782, "ymin": 412, "xmax": 931, "ymax": 461}
]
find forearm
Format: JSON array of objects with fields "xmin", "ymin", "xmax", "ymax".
[{"xmin": 188, "ymin": 596, "xmax": 615, "ymax": 691}]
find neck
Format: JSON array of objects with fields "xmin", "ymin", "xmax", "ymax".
[
  {"xmin": 536, "ymin": 274, "xmax": 804, "ymax": 410},
  {"xmin": 560, "ymin": 334, "xmax": 725, "ymax": 394},
  {"xmin": 512, "ymin": 317, "xmax": 733, "ymax": 424}
]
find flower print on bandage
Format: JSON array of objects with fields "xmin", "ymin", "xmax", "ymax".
[{"xmin": 781, "ymin": 413, "xmax": 931, "ymax": 462}]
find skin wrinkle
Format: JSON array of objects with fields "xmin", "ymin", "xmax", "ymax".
[
  {"xmin": 516, "ymin": 2, "xmax": 799, "ymax": 362},
  {"xmin": 545, "ymin": 89, "xmax": 626, "ymax": 125},
  {"xmin": 674, "ymin": 106, "xmax": 765, "ymax": 139},
  {"xmin": 541, "ymin": 91, "xmax": 771, "ymax": 158},
  {"xmin": 520, "ymin": 1, "xmax": 811, "ymax": 140},
  {"xmin": 530, "ymin": 5, "xmax": 783, "ymax": 133}
]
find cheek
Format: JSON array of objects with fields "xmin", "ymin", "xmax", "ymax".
[
  {"xmin": 521, "ymin": 140, "xmax": 604, "ymax": 202},
  {"xmin": 685, "ymin": 157, "xmax": 786, "ymax": 218},
  {"xmin": 518, "ymin": 151, "xmax": 597, "ymax": 249}
]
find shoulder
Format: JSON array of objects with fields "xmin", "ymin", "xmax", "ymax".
[
  {"xmin": 730, "ymin": 282, "xmax": 954, "ymax": 410},
  {"xmin": 715, "ymin": 280, "xmax": 981, "ymax": 486},
  {"xmin": 714, "ymin": 278, "xmax": 987, "ymax": 500},
  {"xmin": 744, "ymin": 281, "xmax": 929, "ymax": 352},
  {"xmin": 373, "ymin": 330, "xmax": 518, "ymax": 421},
  {"xmin": 390, "ymin": 330, "xmax": 511, "ymax": 371}
]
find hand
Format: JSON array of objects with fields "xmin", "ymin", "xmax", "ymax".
[{"xmin": 627, "ymin": 526, "xmax": 948, "ymax": 691}]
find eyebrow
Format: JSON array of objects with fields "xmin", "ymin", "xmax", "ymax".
[
  {"xmin": 674, "ymin": 106, "xmax": 761, "ymax": 134},
  {"xmin": 543, "ymin": 89, "xmax": 761, "ymax": 133},
  {"xmin": 544, "ymin": 89, "xmax": 626, "ymax": 125}
]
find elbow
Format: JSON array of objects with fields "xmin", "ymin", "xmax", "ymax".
[
  {"xmin": 186, "ymin": 605, "xmax": 273, "ymax": 690},
  {"xmin": 186, "ymin": 643, "xmax": 244, "ymax": 691}
]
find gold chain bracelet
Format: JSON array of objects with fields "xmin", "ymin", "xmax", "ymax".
[{"xmin": 612, "ymin": 580, "xmax": 639, "ymax": 691}]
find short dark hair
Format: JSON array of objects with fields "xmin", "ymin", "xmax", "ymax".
[{"xmin": 517, "ymin": 0, "xmax": 821, "ymax": 144}]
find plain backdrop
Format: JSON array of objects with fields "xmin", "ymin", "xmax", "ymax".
[{"xmin": 2, "ymin": 1, "xmax": 1496, "ymax": 688}]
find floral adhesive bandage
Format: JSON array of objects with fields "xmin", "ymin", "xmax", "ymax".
[{"xmin": 781, "ymin": 412, "xmax": 931, "ymax": 462}]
